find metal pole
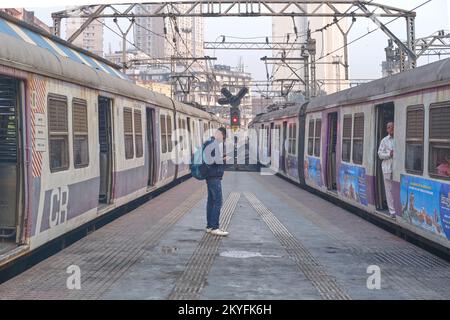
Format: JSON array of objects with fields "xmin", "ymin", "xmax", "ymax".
[
  {"xmin": 343, "ymin": 34, "xmax": 349, "ymax": 80},
  {"xmin": 311, "ymin": 53, "xmax": 316, "ymax": 97},
  {"xmin": 122, "ymin": 35, "xmax": 127, "ymax": 73},
  {"xmin": 307, "ymin": 31, "xmax": 316, "ymax": 97},
  {"xmin": 303, "ymin": 53, "xmax": 310, "ymax": 100},
  {"xmin": 52, "ymin": 17, "xmax": 61, "ymax": 37},
  {"xmin": 406, "ymin": 16, "xmax": 416, "ymax": 69}
]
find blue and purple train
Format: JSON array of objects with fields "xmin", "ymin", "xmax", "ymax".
[
  {"xmin": 0, "ymin": 12, "xmax": 223, "ymax": 265},
  {"xmin": 250, "ymin": 57, "xmax": 450, "ymax": 251}
]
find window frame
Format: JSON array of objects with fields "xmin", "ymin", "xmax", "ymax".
[
  {"xmin": 352, "ymin": 113, "xmax": 364, "ymax": 165},
  {"xmin": 167, "ymin": 114, "xmax": 173, "ymax": 152},
  {"xmin": 313, "ymin": 119, "xmax": 321, "ymax": 157},
  {"xmin": 429, "ymin": 101, "xmax": 450, "ymax": 180},
  {"xmin": 405, "ymin": 104, "xmax": 424, "ymax": 175},
  {"xmin": 287, "ymin": 122, "xmax": 297, "ymax": 155},
  {"xmin": 48, "ymin": 93, "xmax": 70, "ymax": 173},
  {"xmin": 160, "ymin": 114, "xmax": 167, "ymax": 154},
  {"xmin": 274, "ymin": 124, "xmax": 281, "ymax": 151},
  {"xmin": 134, "ymin": 109, "xmax": 143, "ymax": 158},
  {"xmin": 72, "ymin": 98, "xmax": 89, "ymax": 169},
  {"xmin": 307, "ymin": 119, "xmax": 315, "ymax": 156},
  {"xmin": 342, "ymin": 114, "xmax": 353, "ymax": 163},
  {"xmin": 123, "ymin": 107, "xmax": 134, "ymax": 159}
]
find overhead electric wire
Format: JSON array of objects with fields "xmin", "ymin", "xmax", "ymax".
[
  {"xmin": 284, "ymin": 0, "xmax": 433, "ymax": 82},
  {"xmin": 267, "ymin": 0, "xmax": 375, "ymax": 94}
]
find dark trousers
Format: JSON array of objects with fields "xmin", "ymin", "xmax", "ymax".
[{"xmin": 206, "ymin": 178, "xmax": 222, "ymax": 229}]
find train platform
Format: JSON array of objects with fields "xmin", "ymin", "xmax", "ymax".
[{"xmin": 0, "ymin": 171, "xmax": 449, "ymax": 300}]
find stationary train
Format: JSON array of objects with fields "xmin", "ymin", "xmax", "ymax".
[
  {"xmin": 0, "ymin": 13, "xmax": 223, "ymax": 264},
  {"xmin": 249, "ymin": 57, "xmax": 450, "ymax": 250}
]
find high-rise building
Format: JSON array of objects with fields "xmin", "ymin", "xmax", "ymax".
[
  {"xmin": 65, "ymin": 6, "xmax": 104, "ymax": 57},
  {"xmin": 133, "ymin": 4, "xmax": 204, "ymax": 59},
  {"xmin": 0, "ymin": 8, "xmax": 51, "ymax": 33},
  {"xmin": 271, "ymin": 4, "xmax": 348, "ymax": 95},
  {"xmin": 271, "ymin": 7, "xmax": 308, "ymax": 81}
]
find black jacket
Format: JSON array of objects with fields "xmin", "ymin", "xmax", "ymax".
[{"xmin": 203, "ymin": 137, "xmax": 225, "ymax": 179}]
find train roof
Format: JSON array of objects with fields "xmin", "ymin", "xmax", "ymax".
[
  {"xmin": 252, "ymin": 104, "xmax": 302, "ymax": 123},
  {"xmin": 307, "ymin": 57, "xmax": 450, "ymax": 111},
  {"xmin": 250, "ymin": 57, "xmax": 450, "ymax": 124},
  {"xmin": 0, "ymin": 11, "xmax": 126, "ymax": 80},
  {"xmin": 0, "ymin": 12, "xmax": 217, "ymax": 121}
]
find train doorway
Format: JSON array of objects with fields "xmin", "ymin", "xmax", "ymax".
[
  {"xmin": 326, "ymin": 112, "xmax": 338, "ymax": 191},
  {"xmin": 281, "ymin": 121, "xmax": 287, "ymax": 173},
  {"xmin": 375, "ymin": 102, "xmax": 395, "ymax": 211},
  {"xmin": 98, "ymin": 96, "xmax": 113, "ymax": 205},
  {"xmin": 146, "ymin": 108, "xmax": 156, "ymax": 187},
  {"xmin": 0, "ymin": 76, "xmax": 23, "ymax": 245},
  {"xmin": 268, "ymin": 122, "xmax": 274, "ymax": 158}
]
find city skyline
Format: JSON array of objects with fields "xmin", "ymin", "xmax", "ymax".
[{"xmin": 21, "ymin": 0, "xmax": 450, "ymax": 82}]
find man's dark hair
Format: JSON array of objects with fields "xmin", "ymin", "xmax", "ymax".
[{"xmin": 218, "ymin": 127, "xmax": 227, "ymax": 140}]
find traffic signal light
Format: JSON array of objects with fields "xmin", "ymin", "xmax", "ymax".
[{"xmin": 230, "ymin": 107, "xmax": 240, "ymax": 127}]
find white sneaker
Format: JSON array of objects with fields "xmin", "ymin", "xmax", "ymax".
[
  {"xmin": 210, "ymin": 229, "xmax": 229, "ymax": 236},
  {"xmin": 206, "ymin": 228, "xmax": 212, "ymax": 233}
]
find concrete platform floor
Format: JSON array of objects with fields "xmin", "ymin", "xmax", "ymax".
[{"xmin": 0, "ymin": 172, "xmax": 449, "ymax": 300}]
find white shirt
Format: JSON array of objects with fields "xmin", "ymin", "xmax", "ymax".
[{"xmin": 378, "ymin": 135, "xmax": 394, "ymax": 174}]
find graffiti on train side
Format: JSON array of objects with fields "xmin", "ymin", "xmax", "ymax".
[{"xmin": 304, "ymin": 156, "xmax": 323, "ymax": 187}]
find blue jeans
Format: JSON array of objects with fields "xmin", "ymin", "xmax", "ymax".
[{"xmin": 206, "ymin": 178, "xmax": 222, "ymax": 229}]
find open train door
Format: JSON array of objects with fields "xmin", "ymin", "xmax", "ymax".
[
  {"xmin": 98, "ymin": 96, "xmax": 113, "ymax": 205},
  {"xmin": 146, "ymin": 108, "xmax": 156, "ymax": 187},
  {"xmin": 326, "ymin": 113, "xmax": 338, "ymax": 191},
  {"xmin": 375, "ymin": 102, "xmax": 395, "ymax": 211},
  {"xmin": 0, "ymin": 75, "xmax": 24, "ymax": 245},
  {"xmin": 281, "ymin": 121, "xmax": 288, "ymax": 173}
]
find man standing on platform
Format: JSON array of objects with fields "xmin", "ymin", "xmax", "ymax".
[
  {"xmin": 378, "ymin": 121, "xmax": 396, "ymax": 219},
  {"xmin": 203, "ymin": 127, "xmax": 229, "ymax": 236}
]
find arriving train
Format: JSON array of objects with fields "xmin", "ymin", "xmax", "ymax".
[
  {"xmin": 249, "ymin": 56, "xmax": 450, "ymax": 251},
  {"xmin": 0, "ymin": 12, "xmax": 223, "ymax": 265}
]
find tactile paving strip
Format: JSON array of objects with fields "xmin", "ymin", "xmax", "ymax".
[
  {"xmin": 249, "ymin": 174, "xmax": 450, "ymax": 299},
  {"xmin": 168, "ymin": 192, "xmax": 241, "ymax": 300},
  {"xmin": 0, "ymin": 187, "xmax": 206, "ymax": 300},
  {"xmin": 244, "ymin": 192, "xmax": 351, "ymax": 300},
  {"xmin": 72, "ymin": 189, "xmax": 207, "ymax": 300}
]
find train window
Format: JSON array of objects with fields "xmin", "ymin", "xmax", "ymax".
[
  {"xmin": 72, "ymin": 98, "xmax": 89, "ymax": 168},
  {"xmin": 308, "ymin": 119, "xmax": 314, "ymax": 155},
  {"xmin": 429, "ymin": 102, "xmax": 450, "ymax": 179},
  {"xmin": 124, "ymin": 108, "xmax": 134, "ymax": 159},
  {"xmin": 48, "ymin": 94, "xmax": 69, "ymax": 172},
  {"xmin": 288, "ymin": 123, "xmax": 297, "ymax": 155},
  {"xmin": 182, "ymin": 119, "xmax": 187, "ymax": 150},
  {"xmin": 167, "ymin": 115, "xmax": 173, "ymax": 152},
  {"xmin": 313, "ymin": 119, "xmax": 321, "ymax": 157},
  {"xmin": 342, "ymin": 115, "xmax": 352, "ymax": 162},
  {"xmin": 405, "ymin": 105, "xmax": 424, "ymax": 174},
  {"xmin": 177, "ymin": 118, "xmax": 185, "ymax": 151},
  {"xmin": 134, "ymin": 110, "xmax": 143, "ymax": 158},
  {"xmin": 352, "ymin": 113, "xmax": 364, "ymax": 165},
  {"xmin": 160, "ymin": 114, "xmax": 167, "ymax": 153},
  {"xmin": 261, "ymin": 124, "xmax": 267, "ymax": 151},
  {"xmin": 274, "ymin": 124, "xmax": 281, "ymax": 150}
]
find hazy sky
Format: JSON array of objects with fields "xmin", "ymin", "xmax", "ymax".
[{"xmin": 26, "ymin": 0, "xmax": 450, "ymax": 81}]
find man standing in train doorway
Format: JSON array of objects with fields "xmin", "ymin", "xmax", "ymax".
[
  {"xmin": 203, "ymin": 127, "xmax": 229, "ymax": 236},
  {"xmin": 378, "ymin": 122, "xmax": 396, "ymax": 219}
]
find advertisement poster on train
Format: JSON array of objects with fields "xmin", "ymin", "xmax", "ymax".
[
  {"xmin": 338, "ymin": 164, "xmax": 368, "ymax": 206},
  {"xmin": 304, "ymin": 156, "xmax": 323, "ymax": 187},
  {"xmin": 439, "ymin": 183, "xmax": 450, "ymax": 240},
  {"xmin": 400, "ymin": 175, "xmax": 449, "ymax": 240}
]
